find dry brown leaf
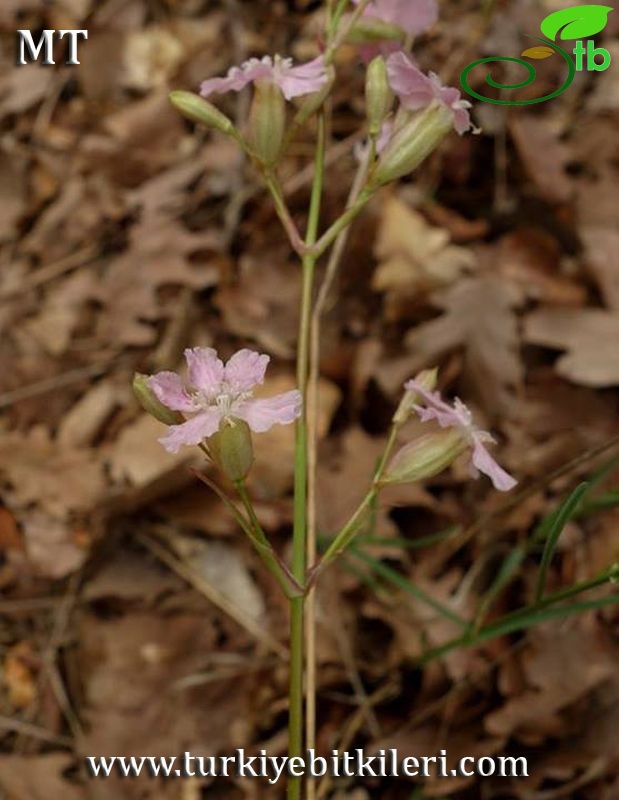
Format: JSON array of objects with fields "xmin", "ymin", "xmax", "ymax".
[
  {"xmin": 581, "ymin": 227, "xmax": 619, "ymax": 311},
  {"xmin": 0, "ymin": 755, "xmax": 85, "ymax": 800},
  {"xmin": 3, "ymin": 641, "xmax": 38, "ymax": 709},
  {"xmin": 486, "ymin": 617, "xmax": 618, "ymax": 740},
  {"xmin": 525, "ymin": 308, "xmax": 619, "ymax": 387},
  {"xmin": 107, "ymin": 415, "xmax": 195, "ymax": 487},
  {"xmin": 0, "ymin": 65, "xmax": 55, "ymax": 118},
  {"xmin": 216, "ymin": 257, "xmax": 301, "ymax": 358},
  {"xmin": 0, "ymin": 150, "xmax": 26, "ymax": 242},
  {"xmin": 373, "ymin": 196, "xmax": 476, "ymax": 319},
  {"xmin": 250, "ymin": 374, "xmax": 341, "ymax": 498},
  {"xmin": 509, "ymin": 115, "xmax": 573, "ymax": 204},
  {"xmin": 91, "ymin": 218, "xmax": 218, "ymax": 348},
  {"xmin": 169, "ymin": 537, "xmax": 266, "ymax": 624},
  {"xmin": 57, "ymin": 382, "xmax": 118, "ymax": 448},
  {"xmin": 405, "ymin": 276, "xmax": 524, "ymax": 414},
  {"xmin": 0, "ymin": 427, "xmax": 107, "ymax": 517},
  {"xmin": 20, "ymin": 511, "xmax": 88, "ymax": 579}
]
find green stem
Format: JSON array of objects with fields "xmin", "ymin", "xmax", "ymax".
[
  {"xmin": 311, "ymin": 425, "xmax": 399, "ymax": 581},
  {"xmin": 235, "ymin": 480, "xmax": 304, "ymax": 600},
  {"xmin": 311, "ymin": 187, "xmax": 374, "ymax": 259},
  {"xmin": 287, "ymin": 115, "xmax": 326, "ymax": 800}
]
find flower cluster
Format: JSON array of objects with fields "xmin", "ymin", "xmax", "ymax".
[{"xmin": 147, "ymin": 347, "xmax": 301, "ymax": 454}]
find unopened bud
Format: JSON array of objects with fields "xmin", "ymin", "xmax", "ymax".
[
  {"xmin": 347, "ymin": 17, "xmax": 405, "ymax": 45},
  {"xmin": 609, "ymin": 563, "xmax": 619, "ymax": 584},
  {"xmin": 366, "ymin": 56, "xmax": 393, "ymax": 138},
  {"xmin": 133, "ymin": 373, "xmax": 184, "ymax": 425},
  {"xmin": 248, "ymin": 80, "xmax": 286, "ymax": 166},
  {"xmin": 208, "ymin": 418, "xmax": 254, "ymax": 482},
  {"xmin": 380, "ymin": 429, "xmax": 468, "ymax": 485},
  {"xmin": 169, "ymin": 91, "xmax": 234, "ymax": 134},
  {"xmin": 393, "ymin": 368, "xmax": 438, "ymax": 425},
  {"xmin": 372, "ymin": 103, "xmax": 453, "ymax": 186}
]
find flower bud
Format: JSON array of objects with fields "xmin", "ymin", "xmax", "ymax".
[
  {"xmin": 372, "ymin": 103, "xmax": 453, "ymax": 186},
  {"xmin": 346, "ymin": 17, "xmax": 405, "ymax": 45},
  {"xmin": 248, "ymin": 80, "xmax": 286, "ymax": 166},
  {"xmin": 208, "ymin": 418, "xmax": 254, "ymax": 482},
  {"xmin": 132, "ymin": 373, "xmax": 184, "ymax": 425},
  {"xmin": 169, "ymin": 91, "xmax": 234, "ymax": 134},
  {"xmin": 380, "ymin": 428, "xmax": 468, "ymax": 485},
  {"xmin": 393, "ymin": 368, "xmax": 438, "ymax": 425},
  {"xmin": 366, "ymin": 56, "xmax": 393, "ymax": 138}
]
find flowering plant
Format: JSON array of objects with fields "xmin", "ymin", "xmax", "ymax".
[{"xmin": 133, "ymin": 3, "xmax": 519, "ymax": 798}]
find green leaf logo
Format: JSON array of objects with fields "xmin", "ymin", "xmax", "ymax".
[{"xmin": 540, "ymin": 4, "xmax": 613, "ymax": 40}]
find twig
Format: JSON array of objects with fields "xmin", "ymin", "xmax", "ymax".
[
  {"xmin": 138, "ymin": 533, "xmax": 288, "ymax": 660},
  {"xmin": 0, "ymin": 361, "xmax": 113, "ymax": 410}
]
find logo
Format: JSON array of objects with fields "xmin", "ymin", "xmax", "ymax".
[
  {"xmin": 461, "ymin": 4, "xmax": 613, "ymax": 105},
  {"xmin": 16, "ymin": 29, "xmax": 88, "ymax": 66}
]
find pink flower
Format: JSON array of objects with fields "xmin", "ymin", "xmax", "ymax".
[
  {"xmin": 386, "ymin": 51, "xmax": 473, "ymax": 135},
  {"xmin": 148, "ymin": 348, "xmax": 302, "ymax": 453},
  {"xmin": 404, "ymin": 380, "xmax": 517, "ymax": 492},
  {"xmin": 353, "ymin": 0, "xmax": 438, "ymax": 38},
  {"xmin": 200, "ymin": 55, "xmax": 328, "ymax": 101}
]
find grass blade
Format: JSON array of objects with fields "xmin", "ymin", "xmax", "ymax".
[
  {"xmin": 351, "ymin": 548, "xmax": 470, "ymax": 630},
  {"xmin": 534, "ymin": 482, "xmax": 589, "ymax": 602}
]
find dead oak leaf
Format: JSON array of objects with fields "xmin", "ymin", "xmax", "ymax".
[
  {"xmin": 372, "ymin": 196, "xmax": 476, "ymax": 319},
  {"xmin": 405, "ymin": 276, "xmax": 524, "ymax": 415},
  {"xmin": 0, "ymin": 426, "xmax": 107, "ymax": 517},
  {"xmin": 525, "ymin": 308, "xmax": 619, "ymax": 387},
  {"xmin": 581, "ymin": 227, "xmax": 619, "ymax": 311},
  {"xmin": 0, "ymin": 755, "xmax": 85, "ymax": 800}
]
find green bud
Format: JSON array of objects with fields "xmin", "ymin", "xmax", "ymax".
[
  {"xmin": 393, "ymin": 368, "xmax": 439, "ymax": 425},
  {"xmin": 366, "ymin": 57, "xmax": 393, "ymax": 138},
  {"xmin": 248, "ymin": 80, "xmax": 286, "ymax": 166},
  {"xmin": 132, "ymin": 373, "xmax": 184, "ymax": 425},
  {"xmin": 372, "ymin": 103, "xmax": 453, "ymax": 186},
  {"xmin": 169, "ymin": 91, "xmax": 234, "ymax": 134},
  {"xmin": 380, "ymin": 429, "xmax": 468, "ymax": 485},
  {"xmin": 346, "ymin": 17, "xmax": 405, "ymax": 45},
  {"xmin": 208, "ymin": 418, "xmax": 254, "ymax": 482}
]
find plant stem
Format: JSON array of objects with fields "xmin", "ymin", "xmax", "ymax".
[{"xmin": 287, "ymin": 115, "xmax": 326, "ymax": 800}]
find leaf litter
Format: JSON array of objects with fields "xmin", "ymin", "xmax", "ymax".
[{"xmin": 0, "ymin": 1, "xmax": 618, "ymax": 798}]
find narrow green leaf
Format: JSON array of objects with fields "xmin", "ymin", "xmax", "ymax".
[
  {"xmin": 356, "ymin": 526, "xmax": 458, "ymax": 550},
  {"xmin": 535, "ymin": 482, "xmax": 590, "ymax": 602},
  {"xmin": 352, "ymin": 549, "xmax": 470, "ymax": 629},
  {"xmin": 475, "ymin": 546, "xmax": 526, "ymax": 627},
  {"xmin": 421, "ymin": 592, "xmax": 619, "ymax": 664}
]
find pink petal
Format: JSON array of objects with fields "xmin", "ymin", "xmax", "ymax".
[
  {"xmin": 148, "ymin": 372, "xmax": 196, "ymax": 412},
  {"xmin": 275, "ymin": 56, "xmax": 329, "ymax": 100},
  {"xmin": 361, "ymin": 0, "xmax": 438, "ymax": 36},
  {"xmin": 405, "ymin": 380, "xmax": 464, "ymax": 428},
  {"xmin": 224, "ymin": 349, "xmax": 270, "ymax": 394},
  {"xmin": 184, "ymin": 347, "xmax": 224, "ymax": 397},
  {"xmin": 200, "ymin": 57, "xmax": 274, "ymax": 97},
  {"xmin": 471, "ymin": 441, "xmax": 517, "ymax": 492},
  {"xmin": 236, "ymin": 390, "xmax": 302, "ymax": 433},
  {"xmin": 386, "ymin": 52, "xmax": 435, "ymax": 109},
  {"xmin": 159, "ymin": 410, "xmax": 222, "ymax": 453},
  {"xmin": 387, "ymin": 54, "xmax": 473, "ymax": 135}
]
